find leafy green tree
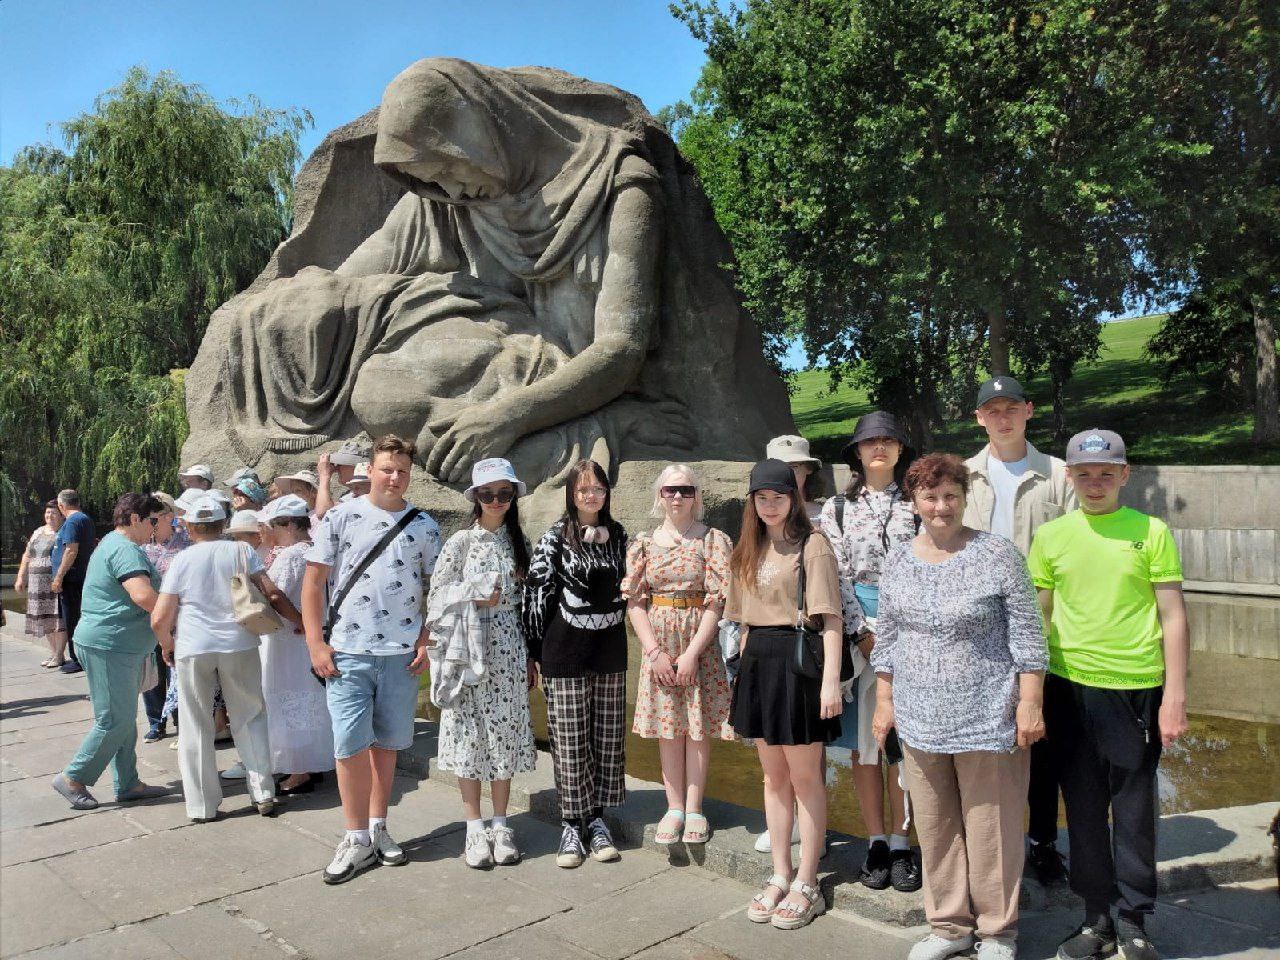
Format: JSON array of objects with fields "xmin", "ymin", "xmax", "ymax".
[{"xmin": 0, "ymin": 67, "xmax": 310, "ymax": 533}]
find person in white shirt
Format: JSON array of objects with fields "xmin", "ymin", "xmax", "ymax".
[
  {"xmin": 963, "ymin": 375, "xmax": 1076, "ymax": 886},
  {"xmin": 302, "ymin": 434, "xmax": 441, "ymax": 885}
]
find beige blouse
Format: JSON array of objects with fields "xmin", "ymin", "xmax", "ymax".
[{"xmin": 725, "ymin": 533, "xmax": 842, "ymax": 628}]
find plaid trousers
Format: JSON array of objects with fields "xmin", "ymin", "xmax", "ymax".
[{"xmin": 542, "ymin": 672, "xmax": 627, "ymax": 821}]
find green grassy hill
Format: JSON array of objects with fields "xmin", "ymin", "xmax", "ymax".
[{"xmin": 791, "ymin": 314, "xmax": 1272, "ymax": 465}]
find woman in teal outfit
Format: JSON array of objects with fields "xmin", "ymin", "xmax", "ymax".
[{"xmin": 52, "ymin": 493, "xmax": 171, "ymax": 810}]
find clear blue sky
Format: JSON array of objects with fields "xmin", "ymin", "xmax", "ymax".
[{"xmin": 0, "ymin": 0, "xmax": 707, "ymax": 164}]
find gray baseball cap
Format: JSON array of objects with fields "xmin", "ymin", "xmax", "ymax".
[
  {"xmin": 976, "ymin": 376, "xmax": 1027, "ymax": 407},
  {"xmin": 330, "ymin": 439, "xmax": 372, "ymax": 467},
  {"xmin": 1065, "ymin": 429, "xmax": 1128, "ymax": 466}
]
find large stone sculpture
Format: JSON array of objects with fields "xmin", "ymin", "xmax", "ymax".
[{"xmin": 182, "ymin": 58, "xmax": 795, "ymax": 525}]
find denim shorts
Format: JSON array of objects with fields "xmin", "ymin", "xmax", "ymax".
[{"xmin": 326, "ymin": 651, "xmax": 418, "ymax": 759}]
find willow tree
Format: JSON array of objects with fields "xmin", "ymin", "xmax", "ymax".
[{"xmin": 0, "ymin": 67, "xmax": 310, "ymax": 527}]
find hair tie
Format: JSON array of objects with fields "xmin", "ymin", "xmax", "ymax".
[{"xmin": 581, "ymin": 525, "xmax": 610, "ymax": 544}]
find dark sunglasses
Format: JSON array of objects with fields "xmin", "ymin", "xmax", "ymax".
[
  {"xmin": 659, "ymin": 485, "xmax": 697, "ymax": 499},
  {"xmin": 475, "ymin": 489, "xmax": 515, "ymax": 505}
]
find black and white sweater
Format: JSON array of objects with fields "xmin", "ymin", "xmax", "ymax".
[{"xmin": 521, "ymin": 519, "xmax": 628, "ymax": 677}]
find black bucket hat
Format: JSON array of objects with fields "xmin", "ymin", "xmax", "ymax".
[
  {"xmin": 748, "ymin": 458, "xmax": 799, "ymax": 494},
  {"xmin": 841, "ymin": 411, "xmax": 913, "ymax": 466}
]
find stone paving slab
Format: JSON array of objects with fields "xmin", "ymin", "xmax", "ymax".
[
  {"xmin": 0, "ymin": 860, "xmax": 117, "ymax": 955},
  {"xmin": 439, "ymin": 922, "xmax": 603, "ymax": 960},
  {"xmin": 0, "ymin": 808, "xmax": 149, "ymax": 867}
]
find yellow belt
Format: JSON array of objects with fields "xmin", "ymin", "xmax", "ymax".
[{"xmin": 651, "ymin": 593, "xmax": 706, "ymax": 609}]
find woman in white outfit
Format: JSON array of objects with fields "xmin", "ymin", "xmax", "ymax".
[
  {"xmin": 426, "ymin": 458, "xmax": 537, "ymax": 868},
  {"xmin": 260, "ymin": 495, "xmax": 334, "ymax": 793},
  {"xmin": 151, "ymin": 495, "xmax": 302, "ymax": 822}
]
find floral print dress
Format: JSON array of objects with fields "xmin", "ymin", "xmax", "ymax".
[
  {"xmin": 430, "ymin": 525, "xmax": 537, "ymax": 781},
  {"xmin": 623, "ymin": 529, "xmax": 735, "ymax": 741}
]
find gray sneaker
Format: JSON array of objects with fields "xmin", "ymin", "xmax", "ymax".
[
  {"xmin": 464, "ymin": 829, "xmax": 494, "ymax": 869},
  {"xmin": 323, "ymin": 837, "xmax": 377, "ymax": 885},
  {"xmin": 52, "ymin": 773, "xmax": 98, "ymax": 810}
]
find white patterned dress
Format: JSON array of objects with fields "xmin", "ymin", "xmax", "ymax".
[{"xmin": 430, "ymin": 525, "xmax": 537, "ymax": 781}]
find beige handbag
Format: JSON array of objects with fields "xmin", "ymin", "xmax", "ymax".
[{"xmin": 230, "ymin": 543, "xmax": 282, "ymax": 634}]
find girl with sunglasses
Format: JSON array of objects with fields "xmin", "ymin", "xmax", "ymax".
[
  {"xmin": 428, "ymin": 458, "xmax": 537, "ymax": 868},
  {"xmin": 522, "ymin": 459, "xmax": 629, "ymax": 869},
  {"xmin": 624, "ymin": 464, "xmax": 734, "ymax": 846}
]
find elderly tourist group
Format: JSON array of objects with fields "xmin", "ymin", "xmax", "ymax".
[{"xmin": 14, "ymin": 376, "xmax": 1189, "ymax": 960}]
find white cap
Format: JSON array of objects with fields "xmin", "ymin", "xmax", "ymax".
[
  {"xmin": 178, "ymin": 464, "xmax": 214, "ymax": 484},
  {"xmin": 265, "ymin": 494, "xmax": 310, "ymax": 519},
  {"xmin": 185, "ymin": 495, "xmax": 227, "ymax": 523},
  {"xmin": 227, "ymin": 510, "xmax": 261, "ymax": 534},
  {"xmin": 173, "ymin": 488, "xmax": 204, "ymax": 516},
  {"xmin": 276, "ymin": 469, "xmax": 320, "ymax": 490},
  {"xmin": 223, "ymin": 467, "xmax": 260, "ymax": 487},
  {"xmin": 464, "ymin": 458, "xmax": 526, "ymax": 502}
]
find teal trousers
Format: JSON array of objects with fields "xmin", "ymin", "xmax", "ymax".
[{"xmin": 64, "ymin": 645, "xmax": 148, "ymax": 795}]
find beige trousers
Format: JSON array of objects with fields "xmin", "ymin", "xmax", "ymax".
[{"xmin": 903, "ymin": 745, "xmax": 1030, "ymax": 943}]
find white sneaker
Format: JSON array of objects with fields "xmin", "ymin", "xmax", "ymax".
[
  {"xmin": 489, "ymin": 824, "xmax": 521, "ymax": 865},
  {"xmin": 219, "ymin": 762, "xmax": 247, "ymax": 781},
  {"xmin": 977, "ymin": 940, "xmax": 1016, "ymax": 960},
  {"xmin": 754, "ymin": 820, "xmax": 803, "ymax": 853},
  {"xmin": 372, "ymin": 823, "xmax": 406, "ymax": 866},
  {"xmin": 465, "ymin": 829, "xmax": 494, "ymax": 868},
  {"xmin": 909, "ymin": 934, "xmax": 975, "ymax": 960},
  {"xmin": 322, "ymin": 837, "xmax": 377, "ymax": 885}
]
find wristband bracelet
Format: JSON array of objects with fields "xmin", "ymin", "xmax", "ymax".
[{"xmin": 645, "ymin": 647, "xmax": 662, "ymax": 662}]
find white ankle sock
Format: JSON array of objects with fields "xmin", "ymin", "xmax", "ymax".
[
  {"xmin": 369, "ymin": 816, "xmax": 386, "ymax": 832},
  {"xmin": 889, "ymin": 834, "xmax": 910, "ymax": 851},
  {"xmin": 466, "ymin": 818, "xmax": 486, "ymax": 837},
  {"xmin": 346, "ymin": 828, "xmax": 371, "ymax": 846},
  {"xmin": 491, "ymin": 815, "xmax": 508, "ymax": 829},
  {"xmin": 870, "ymin": 834, "xmax": 888, "ymax": 846}
]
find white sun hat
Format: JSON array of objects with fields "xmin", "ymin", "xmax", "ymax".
[
  {"xmin": 266, "ymin": 494, "xmax": 311, "ymax": 519},
  {"xmin": 178, "ymin": 464, "xmax": 214, "ymax": 484},
  {"xmin": 227, "ymin": 510, "xmax": 261, "ymax": 534},
  {"xmin": 346, "ymin": 461, "xmax": 371, "ymax": 488},
  {"xmin": 464, "ymin": 458, "xmax": 527, "ymax": 502},
  {"xmin": 185, "ymin": 495, "xmax": 227, "ymax": 524},
  {"xmin": 765, "ymin": 435, "xmax": 823, "ymax": 471},
  {"xmin": 276, "ymin": 468, "xmax": 320, "ymax": 490},
  {"xmin": 173, "ymin": 488, "xmax": 205, "ymax": 516}
]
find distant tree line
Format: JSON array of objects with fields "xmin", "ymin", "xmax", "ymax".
[{"xmin": 664, "ymin": 0, "xmax": 1278, "ymax": 447}]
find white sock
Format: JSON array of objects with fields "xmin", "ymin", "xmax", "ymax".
[
  {"xmin": 369, "ymin": 816, "xmax": 386, "ymax": 832},
  {"xmin": 870, "ymin": 834, "xmax": 888, "ymax": 846},
  {"xmin": 466, "ymin": 818, "xmax": 486, "ymax": 837},
  {"xmin": 491, "ymin": 815, "xmax": 508, "ymax": 829},
  {"xmin": 346, "ymin": 828, "xmax": 371, "ymax": 846},
  {"xmin": 889, "ymin": 834, "xmax": 910, "ymax": 852}
]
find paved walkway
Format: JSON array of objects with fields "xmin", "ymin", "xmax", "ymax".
[{"xmin": 0, "ymin": 632, "xmax": 1275, "ymax": 960}]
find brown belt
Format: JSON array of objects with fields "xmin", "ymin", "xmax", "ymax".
[{"xmin": 651, "ymin": 593, "xmax": 706, "ymax": 609}]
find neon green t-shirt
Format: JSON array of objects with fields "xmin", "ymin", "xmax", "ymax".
[{"xmin": 1027, "ymin": 507, "xmax": 1182, "ymax": 689}]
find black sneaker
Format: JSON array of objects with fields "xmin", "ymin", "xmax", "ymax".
[
  {"xmin": 586, "ymin": 817, "xmax": 620, "ymax": 862},
  {"xmin": 556, "ymin": 821, "xmax": 586, "ymax": 869},
  {"xmin": 1028, "ymin": 840, "xmax": 1069, "ymax": 885},
  {"xmin": 860, "ymin": 839, "xmax": 892, "ymax": 890},
  {"xmin": 1116, "ymin": 918, "xmax": 1158, "ymax": 960},
  {"xmin": 143, "ymin": 725, "xmax": 166, "ymax": 744},
  {"xmin": 889, "ymin": 848, "xmax": 922, "ymax": 892},
  {"xmin": 1056, "ymin": 918, "xmax": 1117, "ymax": 960}
]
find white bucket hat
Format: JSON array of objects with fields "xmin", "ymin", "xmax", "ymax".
[
  {"xmin": 276, "ymin": 469, "xmax": 320, "ymax": 490},
  {"xmin": 185, "ymin": 495, "xmax": 227, "ymax": 524},
  {"xmin": 464, "ymin": 458, "xmax": 526, "ymax": 502},
  {"xmin": 765, "ymin": 435, "xmax": 822, "ymax": 470},
  {"xmin": 346, "ymin": 461, "xmax": 371, "ymax": 488},
  {"xmin": 178, "ymin": 464, "xmax": 214, "ymax": 484},
  {"xmin": 227, "ymin": 510, "xmax": 261, "ymax": 534}
]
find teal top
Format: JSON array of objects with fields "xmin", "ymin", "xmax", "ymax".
[{"xmin": 74, "ymin": 531, "xmax": 160, "ymax": 656}]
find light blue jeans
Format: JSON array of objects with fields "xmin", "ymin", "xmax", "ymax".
[{"xmin": 64, "ymin": 645, "xmax": 148, "ymax": 795}]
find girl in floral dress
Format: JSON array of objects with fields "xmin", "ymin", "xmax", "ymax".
[
  {"xmin": 624, "ymin": 464, "xmax": 734, "ymax": 845},
  {"xmin": 16, "ymin": 502, "xmax": 67, "ymax": 667}
]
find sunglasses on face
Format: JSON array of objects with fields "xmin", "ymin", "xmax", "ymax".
[
  {"xmin": 659, "ymin": 485, "xmax": 697, "ymax": 499},
  {"xmin": 475, "ymin": 489, "xmax": 515, "ymax": 505},
  {"xmin": 575, "ymin": 486, "xmax": 607, "ymax": 498}
]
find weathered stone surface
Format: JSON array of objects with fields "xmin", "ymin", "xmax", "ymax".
[{"xmin": 182, "ymin": 58, "xmax": 794, "ymax": 521}]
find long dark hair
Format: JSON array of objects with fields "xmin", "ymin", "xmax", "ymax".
[
  {"xmin": 561, "ymin": 459, "xmax": 620, "ymax": 552},
  {"xmin": 471, "ymin": 493, "xmax": 531, "ymax": 579},
  {"xmin": 729, "ymin": 489, "xmax": 813, "ymax": 592}
]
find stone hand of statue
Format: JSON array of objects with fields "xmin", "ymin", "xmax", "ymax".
[{"xmin": 426, "ymin": 403, "xmax": 522, "ymax": 483}]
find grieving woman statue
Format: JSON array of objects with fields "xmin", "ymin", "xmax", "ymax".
[{"xmin": 184, "ymin": 58, "xmax": 792, "ymax": 489}]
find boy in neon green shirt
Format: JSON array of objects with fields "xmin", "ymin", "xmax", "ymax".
[{"xmin": 1028, "ymin": 429, "xmax": 1188, "ymax": 960}]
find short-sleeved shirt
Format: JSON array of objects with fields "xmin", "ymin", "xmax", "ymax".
[
  {"xmin": 306, "ymin": 497, "xmax": 441, "ymax": 656},
  {"xmin": 52, "ymin": 511, "xmax": 96, "ymax": 581},
  {"xmin": 1028, "ymin": 507, "xmax": 1183, "ymax": 689},
  {"xmin": 161, "ymin": 540, "xmax": 266, "ymax": 657},
  {"xmin": 74, "ymin": 531, "xmax": 160, "ymax": 656},
  {"xmin": 725, "ymin": 534, "xmax": 842, "ymax": 629}
]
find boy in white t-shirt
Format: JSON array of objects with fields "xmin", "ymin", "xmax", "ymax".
[{"xmin": 303, "ymin": 435, "xmax": 441, "ymax": 884}]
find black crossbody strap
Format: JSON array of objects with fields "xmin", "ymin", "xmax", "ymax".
[
  {"xmin": 795, "ymin": 533, "xmax": 809, "ymax": 627},
  {"xmin": 324, "ymin": 507, "xmax": 420, "ymax": 640}
]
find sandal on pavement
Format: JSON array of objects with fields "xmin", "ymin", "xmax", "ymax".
[
  {"xmin": 682, "ymin": 812, "xmax": 711, "ymax": 844},
  {"xmin": 654, "ymin": 809, "xmax": 686, "ymax": 845},
  {"xmin": 771, "ymin": 879, "xmax": 826, "ymax": 930},
  {"xmin": 747, "ymin": 873, "xmax": 791, "ymax": 923}
]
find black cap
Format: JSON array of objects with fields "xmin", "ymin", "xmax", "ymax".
[
  {"xmin": 976, "ymin": 376, "xmax": 1027, "ymax": 407},
  {"xmin": 748, "ymin": 458, "xmax": 798, "ymax": 494},
  {"xmin": 841, "ymin": 411, "xmax": 912, "ymax": 466}
]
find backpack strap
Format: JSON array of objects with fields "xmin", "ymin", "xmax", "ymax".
[{"xmin": 833, "ymin": 495, "xmax": 847, "ymax": 534}]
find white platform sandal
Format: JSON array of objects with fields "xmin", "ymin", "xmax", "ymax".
[
  {"xmin": 771, "ymin": 879, "xmax": 826, "ymax": 930},
  {"xmin": 747, "ymin": 873, "xmax": 790, "ymax": 923}
]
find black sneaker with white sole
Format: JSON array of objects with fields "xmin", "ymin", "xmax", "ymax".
[
  {"xmin": 586, "ymin": 817, "xmax": 620, "ymax": 862},
  {"xmin": 1056, "ymin": 918, "xmax": 1117, "ymax": 960},
  {"xmin": 556, "ymin": 821, "xmax": 586, "ymax": 868},
  {"xmin": 323, "ymin": 837, "xmax": 377, "ymax": 885}
]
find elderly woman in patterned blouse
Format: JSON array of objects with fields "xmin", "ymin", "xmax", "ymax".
[{"xmin": 871, "ymin": 453, "xmax": 1047, "ymax": 960}]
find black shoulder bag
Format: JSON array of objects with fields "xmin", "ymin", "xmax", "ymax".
[{"xmin": 790, "ymin": 535, "xmax": 854, "ymax": 682}]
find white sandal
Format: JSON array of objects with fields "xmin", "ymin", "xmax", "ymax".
[
  {"xmin": 747, "ymin": 873, "xmax": 790, "ymax": 923},
  {"xmin": 771, "ymin": 879, "xmax": 826, "ymax": 930}
]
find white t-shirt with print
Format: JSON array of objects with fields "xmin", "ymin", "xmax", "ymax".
[
  {"xmin": 161, "ymin": 540, "xmax": 266, "ymax": 657},
  {"xmin": 987, "ymin": 453, "xmax": 1030, "ymax": 542},
  {"xmin": 306, "ymin": 497, "xmax": 441, "ymax": 656}
]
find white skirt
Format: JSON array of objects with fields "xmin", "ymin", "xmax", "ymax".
[{"xmin": 260, "ymin": 628, "xmax": 334, "ymax": 773}]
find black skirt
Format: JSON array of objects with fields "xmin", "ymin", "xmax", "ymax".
[{"xmin": 730, "ymin": 626, "xmax": 841, "ymax": 746}]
